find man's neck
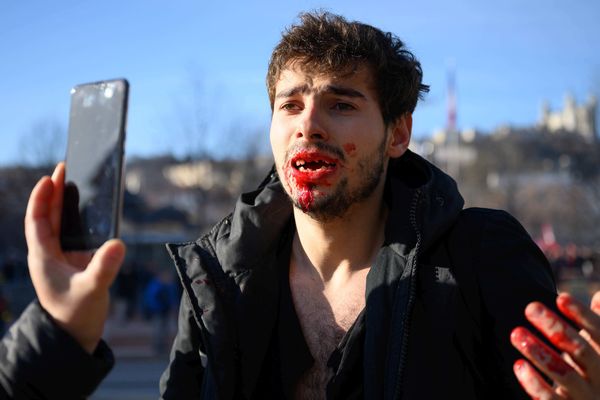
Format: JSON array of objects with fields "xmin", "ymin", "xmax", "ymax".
[{"xmin": 292, "ymin": 190, "xmax": 388, "ymax": 285}]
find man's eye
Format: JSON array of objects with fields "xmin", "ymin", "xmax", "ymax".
[
  {"xmin": 332, "ymin": 102, "xmax": 355, "ymax": 111},
  {"xmin": 280, "ymin": 103, "xmax": 300, "ymax": 111}
]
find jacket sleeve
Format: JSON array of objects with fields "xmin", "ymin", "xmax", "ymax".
[
  {"xmin": 472, "ymin": 209, "xmax": 558, "ymax": 399},
  {"xmin": 159, "ymin": 295, "xmax": 207, "ymax": 399},
  {"xmin": 0, "ymin": 300, "xmax": 114, "ymax": 400}
]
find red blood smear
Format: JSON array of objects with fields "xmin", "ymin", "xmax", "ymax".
[
  {"xmin": 530, "ymin": 301, "xmax": 582, "ymax": 354},
  {"xmin": 556, "ymin": 294, "xmax": 580, "ymax": 324},
  {"xmin": 292, "ymin": 170, "xmax": 332, "ymax": 186},
  {"xmin": 343, "ymin": 143, "xmax": 356, "ymax": 155},
  {"xmin": 511, "ymin": 327, "xmax": 570, "ymax": 376},
  {"xmin": 298, "ymin": 187, "xmax": 314, "ymax": 212},
  {"xmin": 549, "ymin": 330, "xmax": 580, "ymax": 354},
  {"xmin": 285, "ymin": 166, "xmax": 315, "ymax": 211},
  {"xmin": 513, "ymin": 360, "xmax": 542, "ymax": 400}
]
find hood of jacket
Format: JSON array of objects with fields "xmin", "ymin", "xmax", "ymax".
[{"xmin": 386, "ymin": 150, "xmax": 464, "ymax": 250}]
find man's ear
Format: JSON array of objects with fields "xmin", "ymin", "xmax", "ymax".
[{"xmin": 387, "ymin": 114, "xmax": 412, "ymax": 159}]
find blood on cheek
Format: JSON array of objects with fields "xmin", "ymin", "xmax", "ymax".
[
  {"xmin": 343, "ymin": 143, "xmax": 357, "ymax": 156},
  {"xmin": 556, "ymin": 294, "xmax": 581, "ymax": 324},
  {"xmin": 511, "ymin": 327, "xmax": 571, "ymax": 376}
]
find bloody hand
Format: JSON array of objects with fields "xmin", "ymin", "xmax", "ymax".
[{"xmin": 511, "ymin": 291, "xmax": 600, "ymax": 399}]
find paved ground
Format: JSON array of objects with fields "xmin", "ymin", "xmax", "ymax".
[
  {"xmin": 91, "ymin": 357, "xmax": 168, "ymax": 400},
  {"xmin": 91, "ymin": 316, "xmax": 175, "ymax": 399}
]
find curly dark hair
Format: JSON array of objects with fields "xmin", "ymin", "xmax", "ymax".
[{"xmin": 266, "ymin": 11, "xmax": 430, "ymax": 124}]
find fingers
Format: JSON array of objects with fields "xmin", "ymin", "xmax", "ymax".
[
  {"xmin": 513, "ymin": 359, "xmax": 563, "ymax": 400},
  {"xmin": 510, "ymin": 326, "xmax": 593, "ymax": 399},
  {"xmin": 514, "ymin": 299, "xmax": 600, "ymax": 399},
  {"xmin": 527, "ymin": 302, "xmax": 587, "ymax": 356},
  {"xmin": 85, "ymin": 239, "xmax": 126, "ymax": 290},
  {"xmin": 526, "ymin": 302, "xmax": 600, "ymax": 379},
  {"xmin": 511, "ymin": 326, "xmax": 572, "ymax": 376},
  {"xmin": 25, "ymin": 175, "xmax": 57, "ymax": 255},
  {"xmin": 557, "ymin": 293, "xmax": 600, "ymax": 353},
  {"xmin": 25, "ymin": 164, "xmax": 66, "ymax": 259}
]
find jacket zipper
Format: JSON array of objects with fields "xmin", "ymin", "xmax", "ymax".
[{"xmin": 393, "ymin": 188, "xmax": 423, "ymax": 400}]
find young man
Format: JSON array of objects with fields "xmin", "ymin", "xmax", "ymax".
[
  {"xmin": 3, "ymin": 11, "xmax": 600, "ymax": 400},
  {"xmin": 158, "ymin": 12, "xmax": 600, "ymax": 399}
]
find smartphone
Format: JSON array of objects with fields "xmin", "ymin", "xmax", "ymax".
[{"xmin": 60, "ymin": 79, "xmax": 129, "ymax": 251}]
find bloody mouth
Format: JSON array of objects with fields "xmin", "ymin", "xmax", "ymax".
[
  {"xmin": 284, "ymin": 150, "xmax": 339, "ymax": 212},
  {"xmin": 288, "ymin": 151, "xmax": 338, "ymax": 183}
]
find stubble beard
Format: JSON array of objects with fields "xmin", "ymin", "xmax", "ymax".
[{"xmin": 287, "ymin": 133, "xmax": 388, "ymax": 223}]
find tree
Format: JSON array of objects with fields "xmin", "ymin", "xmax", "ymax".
[{"xmin": 18, "ymin": 118, "xmax": 66, "ymax": 167}]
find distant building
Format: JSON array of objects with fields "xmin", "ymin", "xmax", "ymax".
[
  {"xmin": 122, "ymin": 155, "xmax": 272, "ymax": 237},
  {"xmin": 539, "ymin": 94, "xmax": 598, "ymax": 142}
]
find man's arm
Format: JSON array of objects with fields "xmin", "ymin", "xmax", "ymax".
[
  {"xmin": 464, "ymin": 209, "xmax": 558, "ymax": 398},
  {"xmin": 0, "ymin": 163, "xmax": 124, "ymax": 398},
  {"xmin": 0, "ymin": 301, "xmax": 114, "ymax": 399}
]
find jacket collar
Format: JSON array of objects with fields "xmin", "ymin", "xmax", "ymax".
[{"xmin": 386, "ymin": 151, "xmax": 464, "ymax": 251}]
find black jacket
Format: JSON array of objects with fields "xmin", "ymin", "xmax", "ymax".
[
  {"xmin": 160, "ymin": 151, "xmax": 557, "ymax": 400},
  {"xmin": 0, "ymin": 301, "xmax": 113, "ymax": 399}
]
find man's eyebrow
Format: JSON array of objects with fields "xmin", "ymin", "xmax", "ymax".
[
  {"xmin": 275, "ymin": 84, "xmax": 310, "ymax": 99},
  {"xmin": 324, "ymin": 85, "xmax": 367, "ymax": 99},
  {"xmin": 275, "ymin": 84, "xmax": 367, "ymax": 100}
]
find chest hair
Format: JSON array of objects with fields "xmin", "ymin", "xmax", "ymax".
[{"xmin": 289, "ymin": 271, "xmax": 366, "ymax": 400}]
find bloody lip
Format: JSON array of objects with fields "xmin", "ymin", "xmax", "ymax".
[{"xmin": 287, "ymin": 150, "xmax": 339, "ymax": 184}]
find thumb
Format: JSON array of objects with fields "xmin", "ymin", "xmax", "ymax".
[{"xmin": 86, "ymin": 239, "xmax": 126, "ymax": 289}]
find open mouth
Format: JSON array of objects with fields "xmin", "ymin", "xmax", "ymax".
[
  {"xmin": 287, "ymin": 151, "xmax": 340, "ymax": 187},
  {"xmin": 293, "ymin": 158, "xmax": 337, "ymax": 172}
]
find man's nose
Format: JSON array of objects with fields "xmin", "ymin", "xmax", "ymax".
[{"xmin": 296, "ymin": 104, "xmax": 328, "ymax": 141}]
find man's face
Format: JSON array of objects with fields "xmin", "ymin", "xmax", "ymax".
[{"xmin": 270, "ymin": 64, "xmax": 400, "ymax": 221}]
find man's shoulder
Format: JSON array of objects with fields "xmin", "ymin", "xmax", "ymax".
[
  {"xmin": 452, "ymin": 207, "xmax": 529, "ymax": 238},
  {"xmin": 448, "ymin": 207, "xmax": 554, "ymax": 287},
  {"xmin": 442, "ymin": 207, "xmax": 546, "ymax": 272},
  {"xmin": 456, "ymin": 207, "xmax": 516, "ymax": 223}
]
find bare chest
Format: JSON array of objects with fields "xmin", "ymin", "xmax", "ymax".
[{"xmin": 288, "ymin": 271, "xmax": 367, "ymax": 399}]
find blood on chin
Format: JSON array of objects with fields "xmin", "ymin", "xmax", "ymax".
[
  {"xmin": 284, "ymin": 167, "xmax": 333, "ymax": 213},
  {"xmin": 290, "ymin": 182, "xmax": 332, "ymax": 212},
  {"xmin": 297, "ymin": 186, "xmax": 315, "ymax": 212}
]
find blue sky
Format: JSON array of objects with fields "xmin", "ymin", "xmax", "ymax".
[{"xmin": 1, "ymin": 0, "xmax": 598, "ymax": 165}]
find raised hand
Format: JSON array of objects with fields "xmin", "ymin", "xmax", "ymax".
[
  {"xmin": 24, "ymin": 163, "xmax": 125, "ymax": 353},
  {"xmin": 511, "ymin": 291, "xmax": 600, "ymax": 399}
]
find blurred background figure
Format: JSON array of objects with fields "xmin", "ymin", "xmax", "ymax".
[
  {"xmin": 113, "ymin": 261, "xmax": 141, "ymax": 322},
  {"xmin": 142, "ymin": 269, "xmax": 179, "ymax": 355}
]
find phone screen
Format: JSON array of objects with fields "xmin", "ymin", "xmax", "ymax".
[{"xmin": 60, "ymin": 79, "xmax": 129, "ymax": 250}]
